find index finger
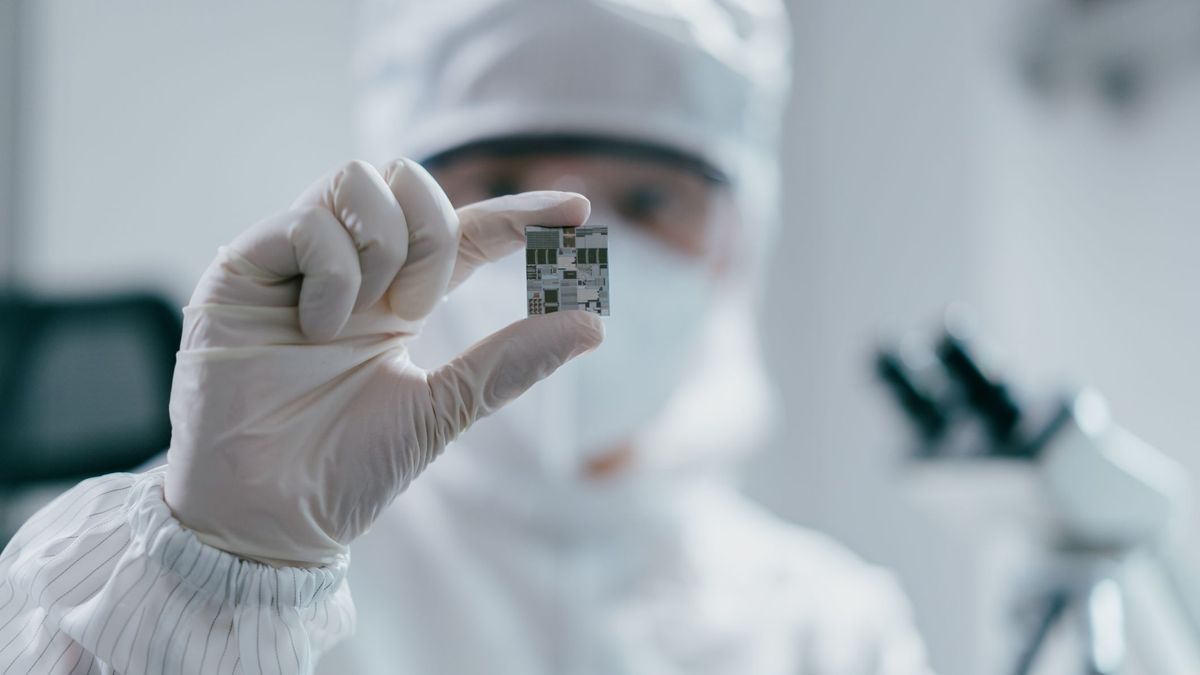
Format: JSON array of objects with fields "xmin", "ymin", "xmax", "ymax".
[{"xmin": 449, "ymin": 191, "xmax": 591, "ymax": 293}]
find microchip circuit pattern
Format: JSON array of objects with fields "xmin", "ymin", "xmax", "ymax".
[{"xmin": 526, "ymin": 225, "xmax": 609, "ymax": 316}]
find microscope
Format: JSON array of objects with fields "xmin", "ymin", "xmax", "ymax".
[{"xmin": 875, "ymin": 308, "xmax": 1200, "ymax": 675}]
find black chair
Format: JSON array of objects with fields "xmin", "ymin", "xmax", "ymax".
[{"xmin": 0, "ymin": 291, "xmax": 181, "ymax": 542}]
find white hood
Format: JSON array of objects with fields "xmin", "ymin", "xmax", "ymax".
[{"xmin": 355, "ymin": 0, "xmax": 793, "ymax": 487}]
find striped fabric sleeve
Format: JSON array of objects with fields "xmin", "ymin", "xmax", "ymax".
[{"xmin": 0, "ymin": 468, "xmax": 355, "ymax": 674}]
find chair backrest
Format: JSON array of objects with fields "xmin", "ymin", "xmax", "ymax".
[{"xmin": 0, "ymin": 292, "xmax": 181, "ymax": 487}]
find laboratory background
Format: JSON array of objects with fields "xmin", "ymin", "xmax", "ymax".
[{"xmin": 2, "ymin": 1, "xmax": 1200, "ymax": 673}]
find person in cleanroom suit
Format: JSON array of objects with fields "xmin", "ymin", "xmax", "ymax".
[{"xmin": 0, "ymin": 1, "xmax": 934, "ymax": 673}]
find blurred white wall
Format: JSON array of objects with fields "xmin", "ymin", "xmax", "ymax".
[
  {"xmin": 981, "ymin": 46, "xmax": 1200, "ymax": 490},
  {"xmin": 10, "ymin": 1, "xmax": 1200, "ymax": 674},
  {"xmin": 0, "ymin": 0, "xmax": 21, "ymax": 282},
  {"xmin": 747, "ymin": 2, "xmax": 1001, "ymax": 672},
  {"xmin": 16, "ymin": 0, "xmax": 356, "ymax": 301}
]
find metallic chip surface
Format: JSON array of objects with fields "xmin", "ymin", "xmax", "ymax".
[{"xmin": 526, "ymin": 225, "xmax": 609, "ymax": 316}]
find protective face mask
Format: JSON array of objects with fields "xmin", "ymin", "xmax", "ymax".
[
  {"xmin": 433, "ymin": 217, "xmax": 715, "ymax": 478},
  {"xmin": 550, "ymin": 221, "xmax": 715, "ymax": 470}
]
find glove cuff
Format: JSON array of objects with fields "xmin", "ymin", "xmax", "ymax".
[{"xmin": 129, "ymin": 469, "xmax": 351, "ymax": 605}]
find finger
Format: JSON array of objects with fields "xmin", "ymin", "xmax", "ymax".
[
  {"xmin": 449, "ymin": 191, "xmax": 591, "ymax": 292},
  {"xmin": 292, "ymin": 160, "xmax": 409, "ymax": 312},
  {"xmin": 220, "ymin": 206, "xmax": 363, "ymax": 341},
  {"xmin": 424, "ymin": 310, "xmax": 604, "ymax": 444},
  {"xmin": 381, "ymin": 158, "xmax": 460, "ymax": 321}
]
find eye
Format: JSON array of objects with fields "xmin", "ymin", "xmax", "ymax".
[
  {"xmin": 617, "ymin": 185, "xmax": 671, "ymax": 224},
  {"xmin": 483, "ymin": 175, "xmax": 521, "ymax": 200}
]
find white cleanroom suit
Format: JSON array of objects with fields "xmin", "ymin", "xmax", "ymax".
[{"xmin": 0, "ymin": 0, "xmax": 935, "ymax": 673}]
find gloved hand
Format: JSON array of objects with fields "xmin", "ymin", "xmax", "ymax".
[{"xmin": 164, "ymin": 159, "xmax": 603, "ymax": 566}]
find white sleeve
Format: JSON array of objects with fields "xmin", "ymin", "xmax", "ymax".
[
  {"xmin": 782, "ymin": 528, "xmax": 935, "ymax": 675},
  {"xmin": 0, "ymin": 468, "xmax": 355, "ymax": 674},
  {"xmin": 862, "ymin": 573, "xmax": 936, "ymax": 675}
]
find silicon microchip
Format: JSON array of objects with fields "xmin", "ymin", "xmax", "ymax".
[{"xmin": 526, "ymin": 225, "xmax": 609, "ymax": 316}]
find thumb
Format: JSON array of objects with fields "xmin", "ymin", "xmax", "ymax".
[{"xmin": 425, "ymin": 310, "xmax": 604, "ymax": 443}]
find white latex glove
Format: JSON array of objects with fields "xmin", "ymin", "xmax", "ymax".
[{"xmin": 164, "ymin": 159, "xmax": 603, "ymax": 566}]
